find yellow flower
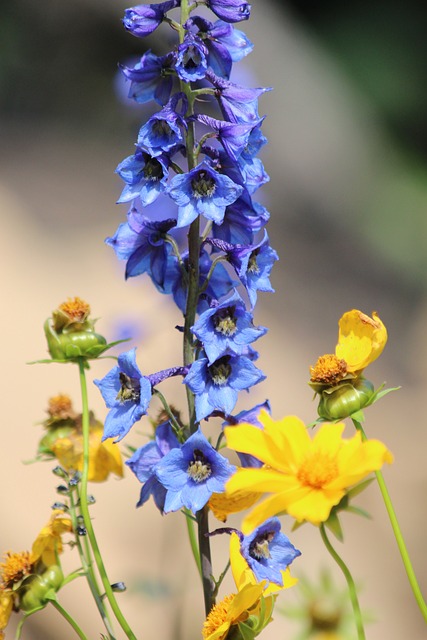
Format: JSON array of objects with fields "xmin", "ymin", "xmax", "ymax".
[
  {"xmin": 202, "ymin": 581, "xmax": 270, "ymax": 640},
  {"xmin": 51, "ymin": 421, "xmax": 124, "ymax": 482},
  {"xmin": 209, "ymin": 469, "xmax": 260, "ymax": 522},
  {"xmin": 32, "ymin": 510, "xmax": 73, "ymax": 567},
  {"xmin": 229, "ymin": 532, "xmax": 297, "ymax": 596},
  {"xmin": 310, "ymin": 310, "xmax": 387, "ymax": 386},
  {"xmin": 225, "ymin": 412, "xmax": 393, "ymax": 531},
  {"xmin": 0, "ymin": 590, "xmax": 13, "ymax": 635}
]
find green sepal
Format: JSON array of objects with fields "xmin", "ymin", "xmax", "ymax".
[{"xmin": 324, "ymin": 509, "xmax": 344, "ymax": 542}]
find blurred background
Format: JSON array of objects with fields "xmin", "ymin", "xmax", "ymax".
[{"xmin": 1, "ymin": 0, "xmax": 427, "ymax": 637}]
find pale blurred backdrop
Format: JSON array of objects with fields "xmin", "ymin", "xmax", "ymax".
[{"xmin": 1, "ymin": 0, "xmax": 427, "ymax": 638}]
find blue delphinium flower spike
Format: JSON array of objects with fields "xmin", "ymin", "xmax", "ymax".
[
  {"xmin": 239, "ymin": 517, "xmax": 301, "ymax": 585},
  {"xmin": 126, "ymin": 421, "xmax": 180, "ymax": 512},
  {"xmin": 94, "ymin": 347, "xmax": 152, "ymax": 442},
  {"xmin": 191, "ymin": 289, "xmax": 267, "ymax": 364},
  {"xmin": 184, "ymin": 352, "xmax": 266, "ymax": 421},
  {"xmin": 155, "ymin": 427, "xmax": 236, "ymax": 513}
]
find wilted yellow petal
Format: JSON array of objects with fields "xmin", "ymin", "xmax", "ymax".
[{"xmin": 335, "ymin": 310, "xmax": 387, "ymax": 373}]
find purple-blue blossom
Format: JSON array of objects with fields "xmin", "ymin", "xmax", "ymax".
[
  {"xmin": 175, "ymin": 36, "xmax": 209, "ymax": 82},
  {"xmin": 116, "ymin": 149, "xmax": 169, "ymax": 206},
  {"xmin": 167, "ymin": 161, "xmax": 243, "ymax": 228},
  {"xmin": 126, "ymin": 422, "xmax": 180, "ymax": 512},
  {"xmin": 239, "ymin": 518, "xmax": 301, "ymax": 585},
  {"xmin": 184, "ymin": 352, "xmax": 266, "ymax": 421},
  {"xmin": 94, "ymin": 348, "xmax": 152, "ymax": 442},
  {"xmin": 191, "ymin": 289, "xmax": 267, "ymax": 364},
  {"xmin": 120, "ymin": 51, "xmax": 174, "ymax": 105},
  {"xmin": 123, "ymin": 0, "xmax": 179, "ymax": 38},
  {"xmin": 207, "ymin": 0, "xmax": 251, "ymax": 23},
  {"xmin": 154, "ymin": 428, "xmax": 236, "ymax": 513},
  {"xmin": 137, "ymin": 93, "xmax": 187, "ymax": 157}
]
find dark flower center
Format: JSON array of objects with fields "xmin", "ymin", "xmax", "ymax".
[
  {"xmin": 191, "ymin": 170, "xmax": 216, "ymax": 199},
  {"xmin": 187, "ymin": 448, "xmax": 212, "ymax": 482},
  {"xmin": 249, "ymin": 531, "xmax": 275, "ymax": 561},
  {"xmin": 213, "ymin": 306, "xmax": 237, "ymax": 336},
  {"xmin": 143, "ymin": 157, "xmax": 163, "ymax": 182},
  {"xmin": 208, "ymin": 356, "xmax": 232, "ymax": 386},
  {"xmin": 182, "ymin": 45, "xmax": 202, "ymax": 70},
  {"xmin": 116, "ymin": 372, "xmax": 140, "ymax": 403},
  {"xmin": 152, "ymin": 119, "xmax": 173, "ymax": 140},
  {"xmin": 247, "ymin": 249, "xmax": 260, "ymax": 275}
]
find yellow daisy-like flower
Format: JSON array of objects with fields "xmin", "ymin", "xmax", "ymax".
[
  {"xmin": 208, "ymin": 469, "xmax": 260, "ymax": 522},
  {"xmin": 225, "ymin": 412, "xmax": 393, "ymax": 532},
  {"xmin": 202, "ymin": 581, "xmax": 270, "ymax": 640},
  {"xmin": 310, "ymin": 310, "xmax": 387, "ymax": 386},
  {"xmin": 51, "ymin": 421, "xmax": 124, "ymax": 482},
  {"xmin": 32, "ymin": 510, "xmax": 73, "ymax": 567}
]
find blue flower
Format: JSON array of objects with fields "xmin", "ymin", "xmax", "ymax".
[
  {"xmin": 184, "ymin": 352, "xmax": 266, "ymax": 421},
  {"xmin": 212, "ymin": 195, "xmax": 270, "ymax": 245},
  {"xmin": 187, "ymin": 17, "xmax": 253, "ymax": 79},
  {"xmin": 167, "ymin": 161, "xmax": 243, "ymax": 228},
  {"xmin": 191, "ymin": 290, "xmax": 267, "ymax": 364},
  {"xmin": 175, "ymin": 36, "xmax": 209, "ymax": 82},
  {"xmin": 126, "ymin": 422, "xmax": 180, "ymax": 512},
  {"xmin": 206, "ymin": 69, "xmax": 270, "ymax": 124},
  {"xmin": 105, "ymin": 208, "xmax": 176, "ymax": 292},
  {"xmin": 120, "ymin": 50, "xmax": 174, "ymax": 105},
  {"xmin": 137, "ymin": 93, "xmax": 187, "ymax": 157},
  {"xmin": 207, "ymin": 0, "xmax": 251, "ymax": 23},
  {"xmin": 94, "ymin": 348, "xmax": 152, "ymax": 442},
  {"xmin": 197, "ymin": 114, "xmax": 259, "ymax": 162},
  {"xmin": 123, "ymin": 0, "xmax": 179, "ymax": 38},
  {"xmin": 155, "ymin": 428, "xmax": 236, "ymax": 513},
  {"xmin": 116, "ymin": 149, "xmax": 169, "ymax": 206},
  {"xmin": 239, "ymin": 518, "xmax": 301, "ymax": 585}
]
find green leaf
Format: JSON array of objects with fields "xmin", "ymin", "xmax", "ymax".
[{"xmin": 325, "ymin": 510, "xmax": 344, "ymax": 542}]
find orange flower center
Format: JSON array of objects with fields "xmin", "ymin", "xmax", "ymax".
[
  {"xmin": 0, "ymin": 551, "xmax": 34, "ymax": 589},
  {"xmin": 58, "ymin": 297, "xmax": 90, "ymax": 322},
  {"xmin": 297, "ymin": 452, "xmax": 339, "ymax": 489},
  {"xmin": 47, "ymin": 394, "xmax": 74, "ymax": 419},
  {"xmin": 202, "ymin": 594, "xmax": 236, "ymax": 639},
  {"xmin": 310, "ymin": 354, "xmax": 348, "ymax": 385}
]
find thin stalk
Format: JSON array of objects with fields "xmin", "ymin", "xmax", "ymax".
[
  {"xmin": 69, "ymin": 487, "xmax": 116, "ymax": 637},
  {"xmin": 49, "ymin": 598, "xmax": 89, "ymax": 640},
  {"xmin": 319, "ymin": 523, "xmax": 365, "ymax": 640},
  {"xmin": 77, "ymin": 358, "xmax": 137, "ymax": 640},
  {"xmin": 184, "ymin": 508, "xmax": 202, "ymax": 579},
  {"xmin": 179, "ymin": 0, "xmax": 214, "ymax": 618},
  {"xmin": 353, "ymin": 418, "xmax": 427, "ymax": 623}
]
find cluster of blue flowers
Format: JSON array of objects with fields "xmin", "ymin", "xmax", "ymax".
[{"xmin": 94, "ymin": 0, "xmax": 299, "ymax": 587}]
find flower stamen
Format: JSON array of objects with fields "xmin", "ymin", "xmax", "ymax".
[
  {"xmin": 310, "ymin": 354, "xmax": 348, "ymax": 385},
  {"xmin": 187, "ymin": 449, "xmax": 212, "ymax": 483}
]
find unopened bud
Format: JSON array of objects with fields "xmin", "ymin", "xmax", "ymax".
[{"xmin": 317, "ymin": 378, "xmax": 374, "ymax": 421}]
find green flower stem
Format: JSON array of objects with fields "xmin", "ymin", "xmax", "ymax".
[
  {"xmin": 319, "ymin": 523, "xmax": 365, "ymax": 640},
  {"xmin": 197, "ymin": 505, "xmax": 215, "ymax": 617},
  {"xmin": 352, "ymin": 418, "xmax": 427, "ymax": 623},
  {"xmin": 48, "ymin": 598, "xmax": 89, "ymax": 640},
  {"xmin": 184, "ymin": 508, "xmax": 202, "ymax": 579},
  {"xmin": 77, "ymin": 358, "xmax": 137, "ymax": 640},
  {"xmin": 69, "ymin": 486, "xmax": 116, "ymax": 637},
  {"xmin": 179, "ymin": 0, "xmax": 214, "ymax": 619}
]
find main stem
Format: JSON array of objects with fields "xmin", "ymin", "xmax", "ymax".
[
  {"xmin": 319, "ymin": 524, "xmax": 365, "ymax": 640},
  {"xmin": 179, "ymin": 0, "xmax": 214, "ymax": 617},
  {"xmin": 352, "ymin": 418, "xmax": 427, "ymax": 623},
  {"xmin": 77, "ymin": 359, "xmax": 137, "ymax": 640}
]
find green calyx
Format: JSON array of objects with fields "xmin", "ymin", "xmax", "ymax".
[
  {"xmin": 20, "ymin": 565, "xmax": 64, "ymax": 613},
  {"xmin": 317, "ymin": 378, "xmax": 374, "ymax": 421}
]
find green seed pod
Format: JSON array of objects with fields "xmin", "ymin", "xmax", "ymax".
[
  {"xmin": 317, "ymin": 378, "xmax": 374, "ymax": 421},
  {"xmin": 20, "ymin": 576, "xmax": 49, "ymax": 613}
]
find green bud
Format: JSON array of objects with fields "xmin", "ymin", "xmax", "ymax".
[
  {"xmin": 38, "ymin": 425, "xmax": 74, "ymax": 455},
  {"xmin": 44, "ymin": 319, "xmax": 107, "ymax": 361},
  {"xmin": 20, "ymin": 566, "xmax": 63, "ymax": 613},
  {"xmin": 317, "ymin": 378, "xmax": 374, "ymax": 421},
  {"xmin": 41, "ymin": 565, "xmax": 64, "ymax": 591}
]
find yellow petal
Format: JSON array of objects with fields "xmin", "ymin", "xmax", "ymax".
[
  {"xmin": 335, "ymin": 309, "xmax": 387, "ymax": 373},
  {"xmin": 226, "ymin": 468, "xmax": 297, "ymax": 496},
  {"xmin": 209, "ymin": 481, "xmax": 260, "ymax": 523}
]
